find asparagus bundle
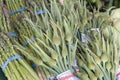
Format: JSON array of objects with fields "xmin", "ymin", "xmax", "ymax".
[
  {"xmin": 14, "ymin": 16, "xmax": 78, "ymax": 78},
  {"xmin": 4, "ymin": 0, "xmax": 26, "ymax": 16},
  {"xmin": 0, "ymin": 3, "xmax": 18, "ymax": 40},
  {"xmin": 3, "ymin": 0, "xmax": 31, "ymax": 29},
  {"xmin": 0, "ymin": 32, "xmax": 40, "ymax": 80}
]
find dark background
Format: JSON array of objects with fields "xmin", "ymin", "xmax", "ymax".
[{"xmin": 0, "ymin": 68, "xmax": 7, "ymax": 80}]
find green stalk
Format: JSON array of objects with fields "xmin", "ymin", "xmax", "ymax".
[
  {"xmin": 56, "ymin": 46, "xmax": 66, "ymax": 72},
  {"xmin": 98, "ymin": 64, "xmax": 110, "ymax": 80},
  {"xmin": 68, "ymin": 41, "xmax": 72, "ymax": 69},
  {"xmin": 71, "ymin": 40, "xmax": 78, "ymax": 65}
]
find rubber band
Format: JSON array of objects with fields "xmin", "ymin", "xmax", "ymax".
[
  {"xmin": 10, "ymin": 8, "xmax": 45, "ymax": 15},
  {"xmin": 23, "ymin": 38, "xmax": 36, "ymax": 47},
  {"xmin": 32, "ymin": 64, "xmax": 36, "ymax": 68},
  {"xmin": 2, "ymin": 55, "xmax": 22, "ymax": 72},
  {"xmin": 8, "ymin": 32, "xmax": 18, "ymax": 38},
  {"xmin": 35, "ymin": 10, "xmax": 46, "ymax": 15},
  {"xmin": 10, "ymin": 8, "xmax": 27, "ymax": 15}
]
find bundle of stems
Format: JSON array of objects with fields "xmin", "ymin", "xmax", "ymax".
[
  {"xmin": 3, "ymin": 0, "xmax": 32, "ymax": 28},
  {"xmin": 14, "ymin": 16, "xmax": 78, "ymax": 77},
  {"xmin": 76, "ymin": 10, "xmax": 120, "ymax": 79},
  {"xmin": 77, "ymin": 33, "xmax": 120, "ymax": 80},
  {"xmin": 25, "ymin": 0, "xmax": 44, "ymax": 11},
  {"xmin": 0, "ymin": 3, "xmax": 19, "ymax": 43},
  {"xmin": 4, "ymin": 0, "xmax": 26, "ymax": 16},
  {"xmin": 0, "ymin": 32, "xmax": 40, "ymax": 80},
  {"xmin": 14, "ymin": 17, "xmax": 35, "ymax": 46}
]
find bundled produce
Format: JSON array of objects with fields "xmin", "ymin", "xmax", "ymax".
[
  {"xmin": 76, "ymin": 9, "xmax": 120, "ymax": 80},
  {"xmin": 76, "ymin": 33, "xmax": 120, "ymax": 80},
  {"xmin": 0, "ymin": 1, "xmax": 18, "ymax": 40},
  {"xmin": 14, "ymin": 14, "xmax": 79, "ymax": 79},
  {"xmin": 0, "ymin": 0, "xmax": 120, "ymax": 80},
  {"xmin": 4, "ymin": 0, "xmax": 26, "ymax": 16},
  {"xmin": 13, "ymin": 0, "xmax": 89, "ymax": 79},
  {"xmin": 0, "ymin": 32, "xmax": 40, "ymax": 80}
]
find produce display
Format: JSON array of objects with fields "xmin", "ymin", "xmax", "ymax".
[{"xmin": 0, "ymin": 0, "xmax": 120, "ymax": 80}]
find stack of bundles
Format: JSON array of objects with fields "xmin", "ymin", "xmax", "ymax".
[
  {"xmin": 0, "ymin": 32, "xmax": 40, "ymax": 80},
  {"xmin": 1, "ymin": 0, "xmax": 120, "ymax": 80}
]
